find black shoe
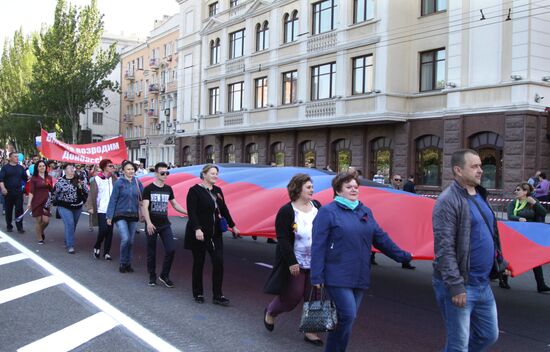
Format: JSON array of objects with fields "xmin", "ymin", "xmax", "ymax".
[
  {"xmin": 17, "ymin": 229, "xmax": 25, "ymax": 234},
  {"xmin": 267, "ymin": 238, "xmax": 277, "ymax": 244},
  {"xmin": 6, "ymin": 227, "xmax": 13, "ymax": 233},
  {"xmin": 38, "ymin": 240, "xmax": 44, "ymax": 245},
  {"xmin": 304, "ymin": 335, "xmax": 323, "ymax": 346},
  {"xmin": 148, "ymin": 275, "xmax": 157, "ymax": 286},
  {"xmin": 119, "ymin": 265, "xmax": 127, "ymax": 273},
  {"xmin": 402, "ymin": 262, "xmax": 416, "ymax": 270},
  {"xmin": 263, "ymin": 308, "xmax": 274, "ymax": 332},
  {"xmin": 213, "ymin": 295, "xmax": 230, "ymax": 306},
  {"xmin": 159, "ymin": 276, "xmax": 174, "ymax": 288},
  {"xmin": 194, "ymin": 295, "xmax": 205, "ymax": 303},
  {"xmin": 499, "ymin": 280, "xmax": 511, "ymax": 289},
  {"xmin": 252, "ymin": 236, "xmax": 257, "ymax": 240},
  {"xmin": 537, "ymin": 285, "xmax": 550, "ymax": 293},
  {"xmin": 370, "ymin": 253, "xmax": 378, "ymax": 265},
  {"xmin": 125, "ymin": 265, "xmax": 134, "ymax": 273},
  {"xmin": 41, "ymin": 234, "xmax": 45, "ymax": 241}
]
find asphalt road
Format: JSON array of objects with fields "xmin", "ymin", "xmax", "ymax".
[{"xmin": 1, "ymin": 213, "xmax": 550, "ymax": 351}]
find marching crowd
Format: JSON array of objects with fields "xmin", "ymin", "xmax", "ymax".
[{"xmin": 1, "ymin": 149, "xmax": 549, "ymax": 351}]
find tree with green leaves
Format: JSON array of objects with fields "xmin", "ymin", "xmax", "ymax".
[
  {"xmin": 0, "ymin": 29, "xmax": 40, "ymax": 154},
  {"xmin": 32, "ymin": 0, "xmax": 120, "ymax": 143}
]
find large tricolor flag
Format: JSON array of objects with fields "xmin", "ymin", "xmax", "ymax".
[{"xmin": 139, "ymin": 164, "xmax": 550, "ymax": 277}]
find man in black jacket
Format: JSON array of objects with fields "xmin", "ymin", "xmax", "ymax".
[
  {"xmin": 432, "ymin": 149, "xmax": 509, "ymax": 351},
  {"xmin": 0, "ymin": 152, "xmax": 28, "ymax": 233}
]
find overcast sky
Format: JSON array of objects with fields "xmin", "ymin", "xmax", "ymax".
[{"xmin": 0, "ymin": 0, "xmax": 180, "ymax": 43}]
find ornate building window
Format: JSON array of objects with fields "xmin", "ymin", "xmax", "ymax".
[
  {"xmin": 246, "ymin": 143, "xmax": 258, "ymax": 164},
  {"xmin": 332, "ymin": 139, "xmax": 351, "ymax": 172},
  {"xmin": 271, "ymin": 142, "xmax": 285, "ymax": 166},
  {"xmin": 210, "ymin": 38, "xmax": 220, "ymax": 65},
  {"xmin": 415, "ymin": 135, "xmax": 442, "ymax": 186},
  {"xmin": 283, "ymin": 10, "xmax": 298, "ymax": 43},
  {"xmin": 205, "ymin": 145, "xmax": 215, "ymax": 163},
  {"xmin": 370, "ymin": 137, "xmax": 392, "ymax": 182},
  {"xmin": 469, "ymin": 131, "xmax": 503, "ymax": 189},
  {"xmin": 223, "ymin": 144, "xmax": 236, "ymax": 163},
  {"xmin": 300, "ymin": 140, "xmax": 316, "ymax": 168},
  {"xmin": 182, "ymin": 146, "xmax": 192, "ymax": 166},
  {"xmin": 255, "ymin": 21, "xmax": 269, "ymax": 51}
]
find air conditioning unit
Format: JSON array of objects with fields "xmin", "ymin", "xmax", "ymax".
[{"xmin": 164, "ymin": 108, "xmax": 170, "ymax": 116}]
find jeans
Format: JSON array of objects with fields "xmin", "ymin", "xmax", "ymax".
[
  {"xmin": 58, "ymin": 207, "xmax": 82, "ymax": 248},
  {"xmin": 324, "ymin": 286, "xmax": 366, "ymax": 352},
  {"xmin": 147, "ymin": 225, "xmax": 175, "ymax": 278},
  {"xmin": 268, "ymin": 269, "xmax": 313, "ymax": 317},
  {"xmin": 94, "ymin": 213, "xmax": 113, "ymax": 255},
  {"xmin": 433, "ymin": 278, "xmax": 499, "ymax": 352},
  {"xmin": 115, "ymin": 219, "xmax": 138, "ymax": 265},
  {"xmin": 4, "ymin": 191, "xmax": 24, "ymax": 230},
  {"xmin": 191, "ymin": 235, "xmax": 224, "ymax": 297}
]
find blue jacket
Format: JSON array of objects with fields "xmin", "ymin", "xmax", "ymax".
[
  {"xmin": 106, "ymin": 177, "xmax": 143, "ymax": 221},
  {"xmin": 311, "ymin": 201, "xmax": 412, "ymax": 289}
]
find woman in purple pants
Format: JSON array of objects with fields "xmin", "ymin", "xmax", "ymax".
[{"xmin": 263, "ymin": 173, "xmax": 323, "ymax": 346}]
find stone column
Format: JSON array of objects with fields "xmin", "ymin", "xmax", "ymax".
[
  {"xmin": 504, "ymin": 112, "xmax": 527, "ymax": 196},
  {"xmin": 392, "ymin": 122, "xmax": 410, "ymax": 179},
  {"xmin": 442, "ymin": 116, "xmax": 463, "ymax": 188}
]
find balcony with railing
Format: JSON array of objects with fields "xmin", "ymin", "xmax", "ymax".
[
  {"xmin": 148, "ymin": 84, "xmax": 159, "ymax": 94},
  {"xmin": 123, "ymin": 114, "xmax": 133, "ymax": 123},
  {"xmin": 305, "ymin": 100, "xmax": 336, "ymax": 118},
  {"xmin": 124, "ymin": 92, "xmax": 135, "ymax": 101},
  {"xmin": 147, "ymin": 109, "xmax": 158, "ymax": 118},
  {"xmin": 166, "ymin": 81, "xmax": 177, "ymax": 93},
  {"xmin": 162, "ymin": 55, "xmax": 173, "ymax": 65},
  {"xmin": 125, "ymin": 70, "xmax": 135, "ymax": 80},
  {"xmin": 224, "ymin": 112, "xmax": 244, "ymax": 126},
  {"xmin": 149, "ymin": 58, "xmax": 160, "ymax": 70}
]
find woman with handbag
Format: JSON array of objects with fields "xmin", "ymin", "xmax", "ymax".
[
  {"xmin": 26, "ymin": 160, "xmax": 53, "ymax": 244},
  {"xmin": 106, "ymin": 160, "xmax": 143, "ymax": 273},
  {"xmin": 263, "ymin": 173, "xmax": 323, "ymax": 346},
  {"xmin": 85, "ymin": 159, "xmax": 117, "ymax": 260},
  {"xmin": 184, "ymin": 164, "xmax": 240, "ymax": 305},
  {"xmin": 499, "ymin": 182, "xmax": 549, "ymax": 292},
  {"xmin": 311, "ymin": 172, "xmax": 412, "ymax": 351},
  {"xmin": 52, "ymin": 163, "xmax": 88, "ymax": 254}
]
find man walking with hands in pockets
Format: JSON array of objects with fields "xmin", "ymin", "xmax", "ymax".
[
  {"xmin": 142, "ymin": 162, "xmax": 187, "ymax": 287},
  {"xmin": 432, "ymin": 149, "xmax": 510, "ymax": 351}
]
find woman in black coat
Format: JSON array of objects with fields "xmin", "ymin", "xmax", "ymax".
[
  {"xmin": 263, "ymin": 173, "xmax": 323, "ymax": 346},
  {"xmin": 184, "ymin": 164, "xmax": 240, "ymax": 305}
]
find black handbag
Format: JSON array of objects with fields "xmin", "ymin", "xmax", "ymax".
[{"xmin": 298, "ymin": 287, "xmax": 338, "ymax": 333}]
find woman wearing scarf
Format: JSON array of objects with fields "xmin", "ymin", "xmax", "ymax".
[
  {"xmin": 311, "ymin": 172, "xmax": 412, "ymax": 352},
  {"xmin": 86, "ymin": 159, "xmax": 117, "ymax": 260},
  {"xmin": 500, "ymin": 182, "xmax": 549, "ymax": 292}
]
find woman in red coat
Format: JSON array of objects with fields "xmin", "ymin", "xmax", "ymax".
[{"xmin": 27, "ymin": 160, "xmax": 53, "ymax": 244}]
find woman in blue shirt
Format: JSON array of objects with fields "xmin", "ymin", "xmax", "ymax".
[{"xmin": 311, "ymin": 172, "xmax": 412, "ymax": 352}]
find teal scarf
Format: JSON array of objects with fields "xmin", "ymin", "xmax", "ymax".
[{"xmin": 334, "ymin": 196, "xmax": 359, "ymax": 210}]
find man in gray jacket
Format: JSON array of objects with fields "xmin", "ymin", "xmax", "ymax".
[{"xmin": 432, "ymin": 149, "xmax": 509, "ymax": 352}]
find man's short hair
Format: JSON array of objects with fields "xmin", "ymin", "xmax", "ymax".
[
  {"xmin": 451, "ymin": 149, "xmax": 479, "ymax": 175},
  {"xmin": 8, "ymin": 152, "xmax": 18, "ymax": 158},
  {"xmin": 155, "ymin": 162, "xmax": 168, "ymax": 171}
]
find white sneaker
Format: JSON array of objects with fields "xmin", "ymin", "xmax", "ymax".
[{"xmin": 104, "ymin": 253, "xmax": 112, "ymax": 260}]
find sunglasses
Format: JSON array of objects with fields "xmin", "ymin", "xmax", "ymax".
[
  {"xmin": 159, "ymin": 171, "xmax": 170, "ymax": 176},
  {"xmin": 394, "ymin": 179, "xmax": 402, "ymax": 182}
]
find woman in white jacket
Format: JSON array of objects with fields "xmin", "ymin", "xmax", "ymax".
[{"xmin": 85, "ymin": 159, "xmax": 117, "ymax": 260}]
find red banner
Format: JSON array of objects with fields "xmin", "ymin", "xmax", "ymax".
[{"xmin": 40, "ymin": 129, "xmax": 128, "ymax": 164}]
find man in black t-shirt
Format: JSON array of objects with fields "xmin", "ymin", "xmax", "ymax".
[
  {"xmin": 0, "ymin": 152, "xmax": 28, "ymax": 233},
  {"xmin": 142, "ymin": 162, "xmax": 188, "ymax": 287}
]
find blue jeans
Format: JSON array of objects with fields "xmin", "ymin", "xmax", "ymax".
[
  {"xmin": 58, "ymin": 207, "xmax": 82, "ymax": 248},
  {"xmin": 324, "ymin": 286, "xmax": 366, "ymax": 352},
  {"xmin": 433, "ymin": 278, "xmax": 499, "ymax": 352},
  {"xmin": 115, "ymin": 219, "xmax": 138, "ymax": 265}
]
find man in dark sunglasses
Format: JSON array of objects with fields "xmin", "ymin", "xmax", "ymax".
[
  {"xmin": 390, "ymin": 174, "xmax": 403, "ymax": 190},
  {"xmin": 141, "ymin": 162, "xmax": 187, "ymax": 287}
]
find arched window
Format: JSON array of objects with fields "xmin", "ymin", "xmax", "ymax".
[
  {"xmin": 246, "ymin": 143, "xmax": 258, "ymax": 164},
  {"xmin": 469, "ymin": 131, "xmax": 503, "ymax": 189},
  {"xmin": 210, "ymin": 38, "xmax": 220, "ymax": 65},
  {"xmin": 182, "ymin": 146, "xmax": 192, "ymax": 166},
  {"xmin": 270, "ymin": 142, "xmax": 285, "ymax": 166},
  {"xmin": 205, "ymin": 145, "xmax": 215, "ymax": 163},
  {"xmin": 223, "ymin": 144, "xmax": 236, "ymax": 163},
  {"xmin": 283, "ymin": 10, "xmax": 298, "ymax": 43},
  {"xmin": 415, "ymin": 135, "xmax": 442, "ymax": 186},
  {"xmin": 256, "ymin": 21, "xmax": 269, "ymax": 51},
  {"xmin": 300, "ymin": 140, "xmax": 316, "ymax": 168},
  {"xmin": 332, "ymin": 139, "xmax": 351, "ymax": 172},
  {"xmin": 370, "ymin": 137, "xmax": 392, "ymax": 182}
]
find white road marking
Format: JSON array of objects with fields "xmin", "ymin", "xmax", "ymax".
[
  {"xmin": 0, "ymin": 231, "xmax": 180, "ymax": 352},
  {"xmin": 0, "ymin": 253, "xmax": 28, "ymax": 266},
  {"xmin": 18, "ymin": 312, "xmax": 119, "ymax": 352},
  {"xmin": 0, "ymin": 275, "xmax": 62, "ymax": 304},
  {"xmin": 255, "ymin": 262, "xmax": 273, "ymax": 269},
  {"xmin": 0, "ymin": 237, "xmax": 7, "ymax": 243}
]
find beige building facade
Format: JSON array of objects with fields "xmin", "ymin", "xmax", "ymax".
[
  {"xmin": 120, "ymin": 14, "xmax": 180, "ymax": 166},
  {"xmin": 174, "ymin": 0, "xmax": 550, "ymax": 194}
]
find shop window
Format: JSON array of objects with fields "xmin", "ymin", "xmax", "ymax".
[
  {"xmin": 415, "ymin": 135, "xmax": 442, "ymax": 186},
  {"xmin": 370, "ymin": 137, "xmax": 392, "ymax": 183},
  {"xmin": 469, "ymin": 131, "xmax": 503, "ymax": 189}
]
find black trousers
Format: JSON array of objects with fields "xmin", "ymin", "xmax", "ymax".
[
  {"xmin": 94, "ymin": 213, "xmax": 113, "ymax": 255},
  {"xmin": 4, "ymin": 191, "xmax": 23, "ymax": 230},
  {"xmin": 191, "ymin": 235, "xmax": 224, "ymax": 297},
  {"xmin": 147, "ymin": 225, "xmax": 175, "ymax": 278}
]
